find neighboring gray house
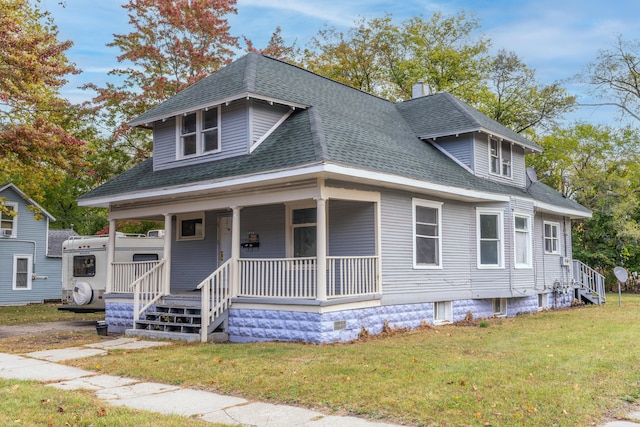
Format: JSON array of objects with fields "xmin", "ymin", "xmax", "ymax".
[
  {"xmin": 78, "ymin": 53, "xmax": 604, "ymax": 343},
  {"xmin": 0, "ymin": 183, "xmax": 69, "ymax": 305}
]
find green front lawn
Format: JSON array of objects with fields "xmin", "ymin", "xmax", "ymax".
[{"xmin": 62, "ymin": 294, "xmax": 640, "ymax": 426}]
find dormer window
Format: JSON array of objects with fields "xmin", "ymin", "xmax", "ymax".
[
  {"xmin": 178, "ymin": 107, "xmax": 220, "ymax": 158},
  {"xmin": 489, "ymin": 138, "xmax": 511, "ymax": 178}
]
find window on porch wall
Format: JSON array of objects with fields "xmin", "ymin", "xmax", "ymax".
[{"xmin": 292, "ymin": 207, "xmax": 316, "ymax": 257}]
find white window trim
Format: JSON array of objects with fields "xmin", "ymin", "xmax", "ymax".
[
  {"xmin": 537, "ymin": 293, "xmax": 548, "ymax": 311},
  {"xmin": 488, "ymin": 137, "xmax": 512, "ymax": 179},
  {"xmin": 176, "ymin": 107, "xmax": 221, "ymax": 159},
  {"xmin": 1, "ymin": 202, "xmax": 18, "ymax": 238},
  {"xmin": 476, "ymin": 208, "xmax": 504, "ymax": 269},
  {"xmin": 433, "ymin": 301, "xmax": 452, "ymax": 325},
  {"xmin": 544, "ymin": 221, "xmax": 560, "ymax": 255},
  {"xmin": 176, "ymin": 212, "xmax": 205, "ymax": 241},
  {"xmin": 514, "ymin": 213, "xmax": 533, "ymax": 269},
  {"xmin": 492, "ymin": 298, "xmax": 507, "ymax": 317},
  {"xmin": 285, "ymin": 202, "xmax": 318, "ymax": 258},
  {"xmin": 412, "ymin": 198, "xmax": 443, "ymax": 270},
  {"xmin": 13, "ymin": 254, "xmax": 32, "ymax": 290}
]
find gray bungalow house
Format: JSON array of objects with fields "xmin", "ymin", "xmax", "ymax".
[
  {"xmin": 78, "ymin": 53, "xmax": 604, "ymax": 343},
  {"xmin": 0, "ymin": 183, "xmax": 69, "ymax": 305}
]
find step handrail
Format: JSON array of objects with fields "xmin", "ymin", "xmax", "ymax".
[
  {"xmin": 130, "ymin": 259, "xmax": 167, "ymax": 326},
  {"xmin": 196, "ymin": 259, "xmax": 232, "ymax": 342},
  {"xmin": 572, "ymin": 259, "xmax": 606, "ymax": 304}
]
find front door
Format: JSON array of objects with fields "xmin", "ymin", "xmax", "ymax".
[{"xmin": 218, "ymin": 216, "xmax": 232, "ymax": 265}]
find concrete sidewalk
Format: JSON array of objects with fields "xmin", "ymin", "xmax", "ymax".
[
  {"xmin": 0, "ymin": 338, "xmax": 400, "ymax": 426},
  {"xmin": 0, "ymin": 337, "xmax": 638, "ymax": 426}
]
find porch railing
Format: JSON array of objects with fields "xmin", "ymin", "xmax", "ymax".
[
  {"xmin": 130, "ymin": 259, "xmax": 166, "ymax": 325},
  {"xmin": 239, "ymin": 257, "xmax": 316, "ymax": 298},
  {"xmin": 111, "ymin": 260, "xmax": 163, "ymax": 293},
  {"xmin": 238, "ymin": 256, "xmax": 380, "ymax": 299},
  {"xmin": 196, "ymin": 259, "xmax": 232, "ymax": 343},
  {"xmin": 572, "ymin": 259, "xmax": 606, "ymax": 303},
  {"xmin": 328, "ymin": 256, "xmax": 380, "ymax": 297}
]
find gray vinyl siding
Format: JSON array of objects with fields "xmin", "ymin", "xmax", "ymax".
[
  {"xmin": 251, "ymin": 100, "xmax": 290, "ymax": 145},
  {"xmin": 434, "ymin": 135, "xmax": 474, "ymax": 171},
  {"xmin": 328, "ymin": 200, "xmax": 375, "ymax": 256},
  {"xmin": 474, "ymin": 133, "xmax": 527, "ymax": 188},
  {"xmin": 170, "ymin": 211, "xmax": 219, "ymax": 290},
  {"xmin": 239, "ymin": 204, "xmax": 286, "ymax": 259},
  {"xmin": 153, "ymin": 100, "xmax": 250, "ymax": 171},
  {"xmin": 0, "ymin": 187, "xmax": 62, "ymax": 305},
  {"xmin": 533, "ymin": 213, "xmax": 572, "ymax": 292},
  {"xmin": 380, "ymin": 190, "xmax": 477, "ymax": 304}
]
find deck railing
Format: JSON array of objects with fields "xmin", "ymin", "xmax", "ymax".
[
  {"xmin": 572, "ymin": 259, "xmax": 606, "ymax": 303},
  {"xmin": 238, "ymin": 256, "xmax": 379, "ymax": 299},
  {"xmin": 130, "ymin": 259, "xmax": 166, "ymax": 324},
  {"xmin": 196, "ymin": 259, "xmax": 232, "ymax": 342},
  {"xmin": 110, "ymin": 260, "xmax": 163, "ymax": 293}
]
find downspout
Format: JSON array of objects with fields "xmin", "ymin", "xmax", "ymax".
[{"xmin": 12, "ymin": 239, "xmax": 38, "ymax": 277}]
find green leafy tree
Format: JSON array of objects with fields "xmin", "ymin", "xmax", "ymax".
[
  {"xmin": 529, "ymin": 123, "xmax": 640, "ymax": 280},
  {"xmin": 486, "ymin": 50, "xmax": 575, "ymax": 133},
  {"xmin": 303, "ymin": 12, "xmax": 491, "ymax": 102}
]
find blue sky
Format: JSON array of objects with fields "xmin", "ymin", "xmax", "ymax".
[{"xmin": 42, "ymin": 0, "xmax": 640, "ymax": 127}]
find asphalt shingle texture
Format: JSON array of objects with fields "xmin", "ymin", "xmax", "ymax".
[{"xmin": 81, "ymin": 53, "xmax": 588, "ymax": 216}]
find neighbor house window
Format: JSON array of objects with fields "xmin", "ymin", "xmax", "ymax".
[
  {"xmin": 13, "ymin": 254, "xmax": 32, "ymax": 290},
  {"xmin": 413, "ymin": 199, "xmax": 443, "ymax": 269},
  {"xmin": 73, "ymin": 255, "xmax": 96, "ymax": 277},
  {"xmin": 1, "ymin": 203, "xmax": 17, "ymax": 238},
  {"xmin": 477, "ymin": 209, "xmax": 503, "ymax": 268},
  {"xmin": 514, "ymin": 214, "xmax": 532, "ymax": 268},
  {"xmin": 489, "ymin": 138, "xmax": 511, "ymax": 178},
  {"xmin": 544, "ymin": 221, "xmax": 560, "ymax": 254},
  {"xmin": 434, "ymin": 301, "xmax": 452, "ymax": 325},
  {"xmin": 178, "ymin": 107, "xmax": 220, "ymax": 158},
  {"xmin": 290, "ymin": 206, "xmax": 317, "ymax": 257},
  {"xmin": 177, "ymin": 212, "xmax": 205, "ymax": 241},
  {"xmin": 493, "ymin": 298, "xmax": 507, "ymax": 317}
]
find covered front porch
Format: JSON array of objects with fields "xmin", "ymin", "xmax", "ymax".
[{"xmin": 104, "ymin": 180, "xmax": 383, "ymax": 342}]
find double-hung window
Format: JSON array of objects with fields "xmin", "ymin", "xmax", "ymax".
[
  {"xmin": 413, "ymin": 199, "xmax": 442, "ymax": 268},
  {"xmin": 477, "ymin": 209, "xmax": 503, "ymax": 268},
  {"xmin": 514, "ymin": 214, "xmax": 532, "ymax": 268},
  {"xmin": 489, "ymin": 138, "xmax": 512, "ymax": 178},
  {"xmin": 290, "ymin": 206, "xmax": 317, "ymax": 257},
  {"xmin": 13, "ymin": 254, "xmax": 32, "ymax": 290},
  {"xmin": 179, "ymin": 107, "xmax": 220, "ymax": 158},
  {"xmin": 544, "ymin": 221, "xmax": 560, "ymax": 254},
  {"xmin": 1, "ymin": 203, "xmax": 17, "ymax": 238}
]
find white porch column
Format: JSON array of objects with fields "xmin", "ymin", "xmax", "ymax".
[
  {"xmin": 105, "ymin": 219, "xmax": 116, "ymax": 293},
  {"xmin": 231, "ymin": 206, "xmax": 241, "ymax": 298},
  {"xmin": 163, "ymin": 213, "xmax": 172, "ymax": 295},
  {"xmin": 315, "ymin": 197, "xmax": 327, "ymax": 301}
]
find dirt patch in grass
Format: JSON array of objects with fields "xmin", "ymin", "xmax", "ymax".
[{"xmin": 0, "ymin": 323, "xmax": 108, "ymax": 353}]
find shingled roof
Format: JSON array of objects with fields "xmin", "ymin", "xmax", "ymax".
[{"xmin": 81, "ymin": 53, "xmax": 588, "ymax": 217}]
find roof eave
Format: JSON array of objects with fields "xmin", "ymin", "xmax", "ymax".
[
  {"xmin": 78, "ymin": 162, "xmax": 511, "ymax": 209},
  {"xmin": 128, "ymin": 92, "xmax": 309, "ymax": 127},
  {"xmin": 419, "ymin": 126, "xmax": 542, "ymax": 153}
]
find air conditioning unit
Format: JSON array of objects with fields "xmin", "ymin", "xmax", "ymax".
[
  {"xmin": 560, "ymin": 256, "xmax": 571, "ymax": 266},
  {"xmin": 1, "ymin": 229, "xmax": 13, "ymax": 238}
]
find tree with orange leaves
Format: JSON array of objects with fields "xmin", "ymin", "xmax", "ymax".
[{"xmin": 0, "ymin": 0, "xmax": 87, "ymax": 204}]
